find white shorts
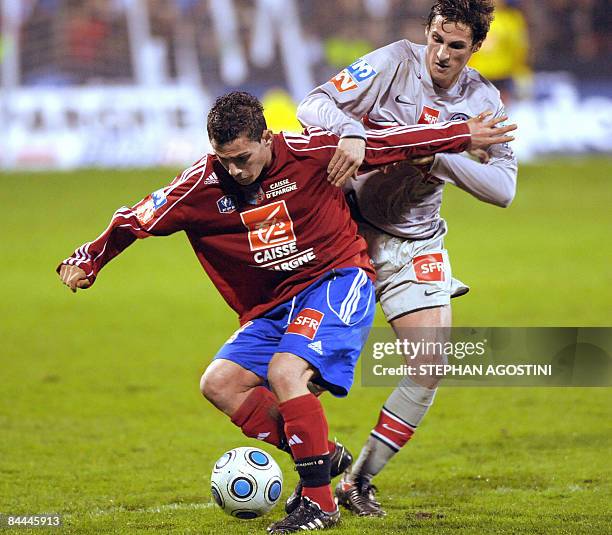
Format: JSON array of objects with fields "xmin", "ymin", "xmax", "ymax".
[{"xmin": 359, "ymin": 221, "xmax": 469, "ymax": 321}]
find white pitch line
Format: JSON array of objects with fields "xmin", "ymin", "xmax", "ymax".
[{"xmin": 67, "ymin": 502, "xmax": 216, "ymax": 519}]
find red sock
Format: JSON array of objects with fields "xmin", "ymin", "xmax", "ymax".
[
  {"xmin": 371, "ymin": 407, "xmax": 415, "ymax": 451},
  {"xmin": 231, "ymin": 387, "xmax": 283, "ymax": 448},
  {"xmin": 230, "ymin": 387, "xmax": 337, "ymax": 455},
  {"xmin": 278, "ymin": 393, "xmax": 336, "ymax": 512}
]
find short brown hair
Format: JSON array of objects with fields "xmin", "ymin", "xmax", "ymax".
[
  {"xmin": 207, "ymin": 91, "xmax": 267, "ymax": 145},
  {"xmin": 426, "ymin": 0, "xmax": 495, "ymax": 44}
]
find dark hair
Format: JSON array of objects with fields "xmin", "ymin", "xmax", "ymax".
[
  {"xmin": 426, "ymin": 0, "xmax": 495, "ymax": 44},
  {"xmin": 207, "ymin": 91, "xmax": 267, "ymax": 145}
]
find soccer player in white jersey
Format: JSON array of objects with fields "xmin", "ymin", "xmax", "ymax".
[{"xmin": 295, "ymin": 0, "xmax": 518, "ymax": 516}]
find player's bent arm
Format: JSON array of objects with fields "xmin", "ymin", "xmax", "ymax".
[
  {"xmin": 358, "ymin": 121, "xmax": 472, "ymax": 170},
  {"xmin": 56, "ymin": 204, "xmax": 172, "ymax": 290},
  {"xmin": 56, "ymin": 159, "xmax": 207, "ymax": 290},
  {"xmin": 297, "ymin": 41, "xmax": 405, "ymax": 135},
  {"xmin": 297, "ymin": 93, "xmax": 367, "ymax": 140},
  {"xmin": 431, "ymin": 152, "xmax": 517, "ymax": 207},
  {"xmin": 297, "ymin": 46, "xmax": 400, "ymax": 186}
]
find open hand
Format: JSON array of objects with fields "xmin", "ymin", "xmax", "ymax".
[
  {"xmin": 327, "ymin": 137, "xmax": 366, "ymax": 187},
  {"xmin": 467, "ymin": 112, "xmax": 517, "ymax": 151}
]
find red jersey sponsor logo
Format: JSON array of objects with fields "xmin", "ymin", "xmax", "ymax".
[
  {"xmin": 240, "ymin": 200, "xmax": 296, "ymax": 252},
  {"xmin": 286, "ymin": 308, "xmax": 324, "ymax": 340},
  {"xmin": 330, "ymin": 69, "xmax": 358, "ymax": 93},
  {"xmin": 418, "ymin": 106, "xmax": 440, "ymax": 125},
  {"xmin": 413, "ymin": 253, "xmax": 445, "ymax": 282}
]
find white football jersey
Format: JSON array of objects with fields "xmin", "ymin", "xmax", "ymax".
[{"xmin": 298, "ymin": 40, "xmax": 518, "ymax": 239}]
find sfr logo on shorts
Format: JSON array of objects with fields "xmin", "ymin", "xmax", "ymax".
[
  {"xmin": 286, "ymin": 308, "xmax": 324, "ymax": 340},
  {"xmin": 240, "ymin": 200, "xmax": 296, "ymax": 251},
  {"xmin": 413, "ymin": 253, "xmax": 445, "ymax": 282}
]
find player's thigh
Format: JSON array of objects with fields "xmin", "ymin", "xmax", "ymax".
[
  {"xmin": 212, "ymin": 317, "xmax": 284, "ymax": 385},
  {"xmin": 276, "ymin": 267, "xmax": 376, "ymax": 397},
  {"xmin": 361, "ymin": 223, "xmax": 468, "ymax": 322}
]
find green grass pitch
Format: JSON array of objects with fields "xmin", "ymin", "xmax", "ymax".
[{"xmin": 1, "ymin": 157, "xmax": 611, "ymax": 534}]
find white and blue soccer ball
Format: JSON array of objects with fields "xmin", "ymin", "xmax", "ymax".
[{"xmin": 211, "ymin": 447, "xmax": 283, "ymax": 519}]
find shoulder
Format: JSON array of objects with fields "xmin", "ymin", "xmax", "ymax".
[
  {"xmin": 281, "ymin": 128, "xmax": 338, "ymax": 156},
  {"xmin": 168, "ymin": 154, "xmax": 211, "ymax": 189},
  {"xmin": 363, "ymin": 40, "xmax": 420, "ymax": 71},
  {"xmin": 462, "ymin": 67, "xmax": 503, "ymax": 109}
]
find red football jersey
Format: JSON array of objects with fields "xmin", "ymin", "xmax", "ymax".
[{"xmin": 59, "ymin": 122, "xmax": 470, "ymax": 323}]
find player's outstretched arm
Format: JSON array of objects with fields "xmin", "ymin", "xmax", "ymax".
[
  {"xmin": 56, "ymin": 156, "xmax": 210, "ymax": 290},
  {"xmin": 466, "ymin": 112, "xmax": 516, "ymax": 151},
  {"xmin": 58, "ymin": 264, "xmax": 91, "ymax": 293}
]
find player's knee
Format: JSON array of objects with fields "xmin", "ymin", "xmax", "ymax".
[
  {"xmin": 199, "ymin": 368, "xmax": 229, "ymax": 409},
  {"xmin": 267, "ymin": 364, "xmax": 293, "ymax": 396},
  {"xmin": 268, "ymin": 354, "xmax": 310, "ymax": 399}
]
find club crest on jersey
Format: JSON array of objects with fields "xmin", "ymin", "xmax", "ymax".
[
  {"xmin": 418, "ymin": 106, "xmax": 440, "ymax": 125},
  {"xmin": 450, "ymin": 112, "xmax": 470, "ymax": 122},
  {"xmin": 240, "ymin": 200, "xmax": 296, "ymax": 251},
  {"xmin": 217, "ymin": 195, "xmax": 237, "ymax": 214},
  {"xmin": 286, "ymin": 308, "xmax": 324, "ymax": 340},
  {"xmin": 413, "ymin": 253, "xmax": 445, "ymax": 282},
  {"xmin": 330, "ymin": 58, "xmax": 376, "ymax": 93}
]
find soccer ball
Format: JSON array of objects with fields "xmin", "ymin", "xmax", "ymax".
[{"xmin": 210, "ymin": 447, "xmax": 283, "ymax": 519}]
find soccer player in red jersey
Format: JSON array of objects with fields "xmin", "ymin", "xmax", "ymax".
[{"xmin": 58, "ymin": 92, "xmax": 514, "ymax": 533}]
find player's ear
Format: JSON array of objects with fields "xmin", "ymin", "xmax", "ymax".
[
  {"xmin": 261, "ymin": 130, "xmax": 273, "ymax": 146},
  {"xmin": 472, "ymin": 40, "xmax": 483, "ymax": 54}
]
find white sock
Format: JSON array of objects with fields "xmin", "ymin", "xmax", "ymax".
[{"xmin": 349, "ymin": 376, "xmax": 437, "ymax": 483}]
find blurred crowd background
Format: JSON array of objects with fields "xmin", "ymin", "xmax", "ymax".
[
  {"xmin": 9, "ymin": 0, "xmax": 611, "ymax": 89},
  {"xmin": 1, "ymin": 0, "xmax": 611, "ymax": 168}
]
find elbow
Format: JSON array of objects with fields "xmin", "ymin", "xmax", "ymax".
[
  {"xmin": 492, "ymin": 174, "xmax": 517, "ymax": 208},
  {"xmin": 296, "ymin": 99, "xmax": 312, "ymax": 127},
  {"xmin": 492, "ymin": 186, "xmax": 516, "ymax": 208},
  {"xmin": 496, "ymin": 192, "xmax": 515, "ymax": 208}
]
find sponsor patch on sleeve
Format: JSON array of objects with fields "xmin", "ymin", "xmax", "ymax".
[
  {"xmin": 151, "ymin": 188, "xmax": 168, "ymax": 209},
  {"xmin": 329, "ymin": 58, "xmax": 376, "ymax": 93},
  {"xmin": 134, "ymin": 196, "xmax": 156, "ymax": 225},
  {"xmin": 330, "ymin": 69, "xmax": 358, "ymax": 93},
  {"xmin": 347, "ymin": 58, "xmax": 376, "ymax": 82},
  {"xmin": 286, "ymin": 308, "xmax": 324, "ymax": 340},
  {"xmin": 413, "ymin": 253, "xmax": 445, "ymax": 282},
  {"xmin": 134, "ymin": 189, "xmax": 168, "ymax": 225}
]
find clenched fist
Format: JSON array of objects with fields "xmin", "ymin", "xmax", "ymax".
[{"xmin": 58, "ymin": 264, "xmax": 91, "ymax": 293}]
